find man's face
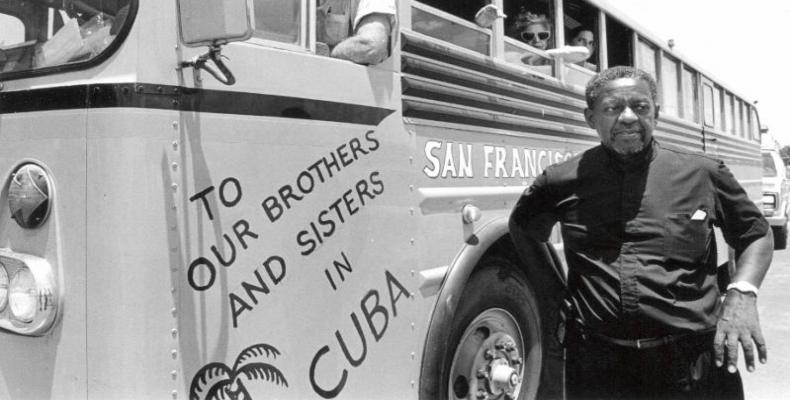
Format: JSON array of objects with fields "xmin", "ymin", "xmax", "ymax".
[{"xmin": 584, "ymin": 77, "xmax": 659, "ymax": 155}]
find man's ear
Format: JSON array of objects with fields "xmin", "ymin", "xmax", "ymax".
[{"xmin": 584, "ymin": 108, "xmax": 596, "ymax": 129}]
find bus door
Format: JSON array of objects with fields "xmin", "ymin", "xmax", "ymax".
[{"xmin": 173, "ymin": 1, "xmax": 421, "ymax": 398}]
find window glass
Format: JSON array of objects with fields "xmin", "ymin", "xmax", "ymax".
[
  {"xmin": 636, "ymin": 39, "xmax": 656, "ymax": 80},
  {"xmin": 563, "ymin": 0, "xmax": 598, "ymax": 71},
  {"xmin": 606, "ymin": 15, "xmax": 632, "ymax": 67},
  {"xmin": 561, "ymin": 0, "xmax": 598, "ymax": 87},
  {"xmin": 0, "ymin": 1, "xmax": 131, "ymax": 75},
  {"xmin": 412, "ymin": 3, "xmax": 491, "ymax": 55},
  {"xmin": 751, "ymin": 108, "xmax": 761, "ymax": 141},
  {"xmin": 255, "ymin": 0, "xmax": 302, "ymax": 45},
  {"xmin": 702, "ymin": 84, "xmax": 714, "ymax": 127},
  {"xmin": 713, "ymin": 86, "xmax": 723, "ymax": 131},
  {"xmin": 733, "ymin": 98, "xmax": 742, "ymax": 137},
  {"xmin": 724, "ymin": 93, "xmax": 734, "ymax": 134},
  {"xmin": 763, "ymin": 153, "xmax": 777, "ymax": 177},
  {"xmin": 681, "ymin": 68, "xmax": 698, "ymax": 122},
  {"xmin": 660, "ymin": 54, "xmax": 679, "ymax": 117},
  {"xmin": 740, "ymin": 101, "xmax": 748, "ymax": 138}
]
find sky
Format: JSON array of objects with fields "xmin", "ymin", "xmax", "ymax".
[{"xmin": 605, "ymin": 0, "xmax": 790, "ymax": 146}]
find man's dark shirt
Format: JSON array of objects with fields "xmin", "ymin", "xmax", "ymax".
[{"xmin": 510, "ymin": 140, "xmax": 769, "ymax": 338}]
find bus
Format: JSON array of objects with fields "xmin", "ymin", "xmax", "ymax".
[{"xmin": 0, "ymin": 0, "xmax": 763, "ymax": 399}]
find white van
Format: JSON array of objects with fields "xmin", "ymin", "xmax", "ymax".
[{"xmin": 761, "ymin": 138, "xmax": 790, "ymax": 249}]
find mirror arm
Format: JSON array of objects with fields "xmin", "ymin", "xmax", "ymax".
[{"xmin": 180, "ymin": 44, "xmax": 236, "ymax": 86}]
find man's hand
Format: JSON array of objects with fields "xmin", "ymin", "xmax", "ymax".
[{"xmin": 714, "ymin": 290, "xmax": 767, "ymax": 373}]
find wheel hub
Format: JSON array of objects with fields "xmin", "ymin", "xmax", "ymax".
[{"xmin": 449, "ymin": 309, "xmax": 527, "ymax": 400}]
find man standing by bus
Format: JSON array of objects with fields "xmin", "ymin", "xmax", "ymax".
[{"xmin": 509, "ymin": 66, "xmax": 772, "ymax": 399}]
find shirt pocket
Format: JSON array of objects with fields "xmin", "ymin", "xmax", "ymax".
[{"xmin": 664, "ymin": 211, "xmax": 710, "ymax": 264}]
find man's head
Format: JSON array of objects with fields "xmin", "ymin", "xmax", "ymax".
[{"xmin": 584, "ymin": 66, "xmax": 660, "ymax": 156}]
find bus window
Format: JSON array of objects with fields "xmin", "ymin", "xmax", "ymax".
[
  {"xmin": 724, "ymin": 92, "xmax": 734, "ymax": 134},
  {"xmin": 636, "ymin": 39, "xmax": 656, "ymax": 79},
  {"xmin": 562, "ymin": 0, "xmax": 599, "ymax": 87},
  {"xmin": 503, "ymin": 0, "xmax": 555, "ymax": 74},
  {"xmin": 0, "ymin": 0, "xmax": 131, "ymax": 75},
  {"xmin": 702, "ymin": 83, "xmax": 714, "ymax": 127},
  {"xmin": 751, "ymin": 108, "xmax": 760, "ymax": 141},
  {"xmin": 681, "ymin": 67, "xmax": 698, "ymax": 122},
  {"xmin": 739, "ymin": 100, "xmax": 747, "ymax": 138},
  {"xmin": 660, "ymin": 54, "xmax": 679, "ymax": 117},
  {"xmin": 713, "ymin": 86, "xmax": 723, "ymax": 131},
  {"xmin": 605, "ymin": 15, "xmax": 632, "ymax": 68},
  {"xmin": 733, "ymin": 97, "xmax": 742, "ymax": 137},
  {"xmin": 254, "ymin": 0, "xmax": 303, "ymax": 46},
  {"xmin": 412, "ymin": 1, "xmax": 492, "ymax": 55}
]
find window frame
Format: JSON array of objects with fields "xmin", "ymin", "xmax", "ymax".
[{"xmin": 0, "ymin": 0, "xmax": 138, "ymax": 82}]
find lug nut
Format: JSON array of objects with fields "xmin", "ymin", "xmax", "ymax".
[
  {"xmin": 495, "ymin": 342, "xmax": 506, "ymax": 350},
  {"xmin": 484, "ymin": 350, "xmax": 495, "ymax": 360},
  {"xmin": 511, "ymin": 356, "xmax": 522, "ymax": 365},
  {"xmin": 476, "ymin": 368, "xmax": 488, "ymax": 379},
  {"xmin": 504, "ymin": 393, "xmax": 515, "ymax": 400},
  {"xmin": 505, "ymin": 342, "xmax": 516, "ymax": 351},
  {"xmin": 476, "ymin": 389, "xmax": 489, "ymax": 400}
]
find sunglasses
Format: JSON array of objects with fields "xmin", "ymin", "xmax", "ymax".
[{"xmin": 521, "ymin": 31, "xmax": 551, "ymax": 41}]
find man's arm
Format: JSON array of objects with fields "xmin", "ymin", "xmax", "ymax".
[
  {"xmin": 330, "ymin": 13, "xmax": 391, "ymax": 65},
  {"xmin": 714, "ymin": 231, "xmax": 772, "ymax": 373}
]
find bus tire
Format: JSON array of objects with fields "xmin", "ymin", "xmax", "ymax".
[
  {"xmin": 773, "ymin": 225, "xmax": 787, "ymax": 250},
  {"xmin": 442, "ymin": 257, "xmax": 542, "ymax": 400}
]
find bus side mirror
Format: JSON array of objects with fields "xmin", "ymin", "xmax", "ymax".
[{"xmin": 176, "ymin": 0, "xmax": 253, "ymax": 85}]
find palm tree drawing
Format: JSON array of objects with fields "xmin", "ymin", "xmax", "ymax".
[{"xmin": 190, "ymin": 343, "xmax": 288, "ymax": 400}]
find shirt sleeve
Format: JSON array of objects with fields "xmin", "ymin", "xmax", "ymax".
[
  {"xmin": 509, "ymin": 171, "xmax": 559, "ymax": 242},
  {"xmin": 711, "ymin": 160, "xmax": 770, "ymax": 253},
  {"xmin": 353, "ymin": 0, "xmax": 397, "ymax": 31}
]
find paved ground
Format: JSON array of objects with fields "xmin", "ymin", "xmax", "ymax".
[{"xmin": 742, "ymin": 247, "xmax": 790, "ymax": 399}]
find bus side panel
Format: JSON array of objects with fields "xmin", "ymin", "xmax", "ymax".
[
  {"xmin": 174, "ymin": 50, "xmax": 423, "ymax": 396},
  {"xmin": 85, "ymin": 109, "xmax": 180, "ymax": 398},
  {"xmin": 0, "ymin": 110, "xmax": 88, "ymax": 399},
  {"xmin": 176, "ymin": 113, "xmax": 422, "ymax": 399}
]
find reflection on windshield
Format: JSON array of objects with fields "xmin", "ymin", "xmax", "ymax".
[
  {"xmin": 0, "ymin": 0, "xmax": 131, "ymax": 75},
  {"xmin": 763, "ymin": 153, "xmax": 777, "ymax": 177}
]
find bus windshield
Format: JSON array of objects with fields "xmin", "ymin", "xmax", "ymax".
[{"xmin": 0, "ymin": 0, "xmax": 131, "ymax": 76}]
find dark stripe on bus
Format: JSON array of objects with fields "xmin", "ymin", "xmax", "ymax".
[{"xmin": 0, "ymin": 83, "xmax": 395, "ymax": 126}]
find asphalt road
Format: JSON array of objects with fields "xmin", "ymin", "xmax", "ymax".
[{"xmin": 741, "ymin": 247, "xmax": 790, "ymax": 399}]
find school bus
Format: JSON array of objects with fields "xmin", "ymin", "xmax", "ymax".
[{"xmin": 0, "ymin": 0, "xmax": 763, "ymax": 399}]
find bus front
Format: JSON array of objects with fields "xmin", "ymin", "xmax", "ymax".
[{"xmin": 0, "ymin": 1, "xmax": 136, "ymax": 398}]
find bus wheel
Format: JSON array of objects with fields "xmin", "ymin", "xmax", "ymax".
[{"xmin": 445, "ymin": 258, "xmax": 542, "ymax": 400}]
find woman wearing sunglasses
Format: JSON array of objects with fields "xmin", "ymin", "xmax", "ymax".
[{"xmin": 508, "ymin": 10, "xmax": 553, "ymax": 66}]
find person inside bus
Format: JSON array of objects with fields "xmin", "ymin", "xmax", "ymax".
[
  {"xmin": 568, "ymin": 26, "xmax": 597, "ymax": 70},
  {"xmin": 317, "ymin": 0, "xmax": 397, "ymax": 65},
  {"xmin": 509, "ymin": 66, "xmax": 772, "ymax": 399},
  {"xmin": 506, "ymin": 9, "xmax": 553, "ymax": 66}
]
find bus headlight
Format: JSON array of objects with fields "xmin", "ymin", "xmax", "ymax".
[
  {"xmin": 8, "ymin": 163, "xmax": 52, "ymax": 229},
  {"xmin": 10, "ymin": 268, "xmax": 37, "ymax": 323},
  {"xmin": 0, "ymin": 264, "xmax": 8, "ymax": 312},
  {"xmin": 0, "ymin": 251, "xmax": 58, "ymax": 335}
]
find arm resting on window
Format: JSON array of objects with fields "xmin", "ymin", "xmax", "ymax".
[{"xmin": 330, "ymin": 13, "xmax": 391, "ymax": 65}]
